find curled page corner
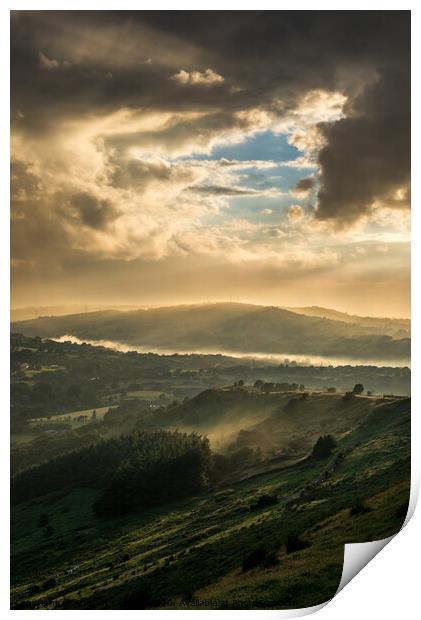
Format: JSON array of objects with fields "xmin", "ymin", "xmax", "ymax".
[
  {"xmin": 336, "ymin": 477, "xmax": 419, "ymax": 596},
  {"xmin": 336, "ymin": 534, "xmax": 394, "ymax": 594}
]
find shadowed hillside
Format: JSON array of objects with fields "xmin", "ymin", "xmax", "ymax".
[{"xmin": 12, "ymin": 303, "xmax": 410, "ymax": 363}]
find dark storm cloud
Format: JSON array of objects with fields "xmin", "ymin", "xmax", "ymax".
[
  {"xmin": 69, "ymin": 193, "xmax": 119, "ymax": 230},
  {"xmin": 316, "ymin": 66, "xmax": 410, "ymax": 223},
  {"xmin": 11, "ymin": 11, "xmax": 410, "ymax": 223}
]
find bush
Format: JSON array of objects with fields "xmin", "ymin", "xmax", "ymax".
[
  {"xmin": 242, "ymin": 546, "xmax": 279, "ymax": 571},
  {"xmin": 285, "ymin": 532, "xmax": 311, "ymax": 554},
  {"xmin": 250, "ymin": 493, "xmax": 278, "ymax": 510},
  {"xmin": 42, "ymin": 577, "xmax": 56, "ymax": 590},
  {"xmin": 350, "ymin": 498, "xmax": 371, "ymax": 516},
  {"xmin": 311, "ymin": 435, "xmax": 337, "ymax": 459},
  {"xmin": 395, "ymin": 501, "xmax": 409, "ymax": 519}
]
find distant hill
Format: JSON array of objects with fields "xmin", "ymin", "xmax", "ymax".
[
  {"xmin": 11, "ymin": 304, "xmax": 141, "ymax": 322},
  {"xmin": 12, "ymin": 302, "xmax": 410, "ymax": 363},
  {"xmin": 286, "ymin": 306, "xmax": 410, "ymax": 337}
]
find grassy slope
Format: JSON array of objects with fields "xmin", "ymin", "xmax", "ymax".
[
  {"xmin": 11, "ymin": 395, "xmax": 410, "ymax": 610},
  {"xmin": 12, "ymin": 303, "xmax": 410, "ymax": 362}
]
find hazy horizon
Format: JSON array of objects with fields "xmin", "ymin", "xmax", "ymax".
[{"xmin": 10, "ymin": 298, "xmax": 411, "ymax": 321}]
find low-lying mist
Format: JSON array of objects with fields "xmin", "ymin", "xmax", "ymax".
[{"xmin": 54, "ymin": 334, "xmax": 410, "ymax": 369}]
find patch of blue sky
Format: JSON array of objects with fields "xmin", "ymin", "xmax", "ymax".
[
  {"xmin": 203, "ymin": 130, "xmax": 298, "ymax": 163},
  {"xmin": 189, "ymin": 130, "xmax": 316, "ymax": 194},
  {"xmin": 235, "ymin": 164, "xmax": 315, "ymax": 195}
]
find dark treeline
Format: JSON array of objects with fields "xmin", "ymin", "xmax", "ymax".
[{"xmin": 11, "ymin": 430, "xmax": 212, "ymax": 515}]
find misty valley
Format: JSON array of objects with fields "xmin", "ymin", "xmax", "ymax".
[{"xmin": 10, "ymin": 305, "xmax": 410, "ymax": 609}]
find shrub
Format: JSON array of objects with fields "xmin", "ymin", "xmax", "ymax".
[
  {"xmin": 311, "ymin": 435, "xmax": 337, "ymax": 459},
  {"xmin": 250, "ymin": 493, "xmax": 278, "ymax": 510},
  {"xmin": 242, "ymin": 546, "xmax": 279, "ymax": 571},
  {"xmin": 395, "ymin": 501, "xmax": 409, "ymax": 519},
  {"xmin": 285, "ymin": 532, "xmax": 311, "ymax": 554},
  {"xmin": 350, "ymin": 498, "xmax": 371, "ymax": 516},
  {"xmin": 42, "ymin": 577, "xmax": 56, "ymax": 590}
]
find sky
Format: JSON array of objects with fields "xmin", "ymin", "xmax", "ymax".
[{"xmin": 10, "ymin": 11, "xmax": 410, "ymax": 317}]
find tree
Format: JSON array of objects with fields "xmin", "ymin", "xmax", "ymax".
[
  {"xmin": 311, "ymin": 435, "xmax": 337, "ymax": 459},
  {"xmin": 91, "ymin": 409, "xmax": 97, "ymax": 421},
  {"xmin": 352, "ymin": 383, "xmax": 364, "ymax": 395},
  {"xmin": 238, "ymin": 379, "xmax": 244, "ymax": 387}
]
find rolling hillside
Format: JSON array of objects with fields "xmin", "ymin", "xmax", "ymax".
[
  {"xmin": 12, "ymin": 303, "xmax": 410, "ymax": 363},
  {"xmin": 287, "ymin": 306, "xmax": 410, "ymax": 337},
  {"xmin": 11, "ymin": 393, "xmax": 410, "ymax": 609}
]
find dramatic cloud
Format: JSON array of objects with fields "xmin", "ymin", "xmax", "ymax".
[
  {"xmin": 316, "ymin": 67, "xmax": 410, "ymax": 224},
  {"xmin": 10, "ymin": 11, "xmax": 410, "ymax": 314}
]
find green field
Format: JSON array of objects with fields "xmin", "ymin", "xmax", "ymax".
[
  {"xmin": 125, "ymin": 390, "xmax": 167, "ymax": 400},
  {"xmin": 29, "ymin": 406, "xmax": 114, "ymax": 425},
  {"xmin": 11, "ymin": 394, "xmax": 410, "ymax": 610}
]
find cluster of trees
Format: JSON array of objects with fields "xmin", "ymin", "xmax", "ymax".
[
  {"xmin": 11, "ymin": 430, "xmax": 212, "ymax": 514},
  {"xmin": 94, "ymin": 431, "xmax": 212, "ymax": 516},
  {"xmin": 254, "ymin": 380, "xmax": 304, "ymax": 392},
  {"xmin": 11, "ymin": 379, "xmax": 101, "ymax": 429}
]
